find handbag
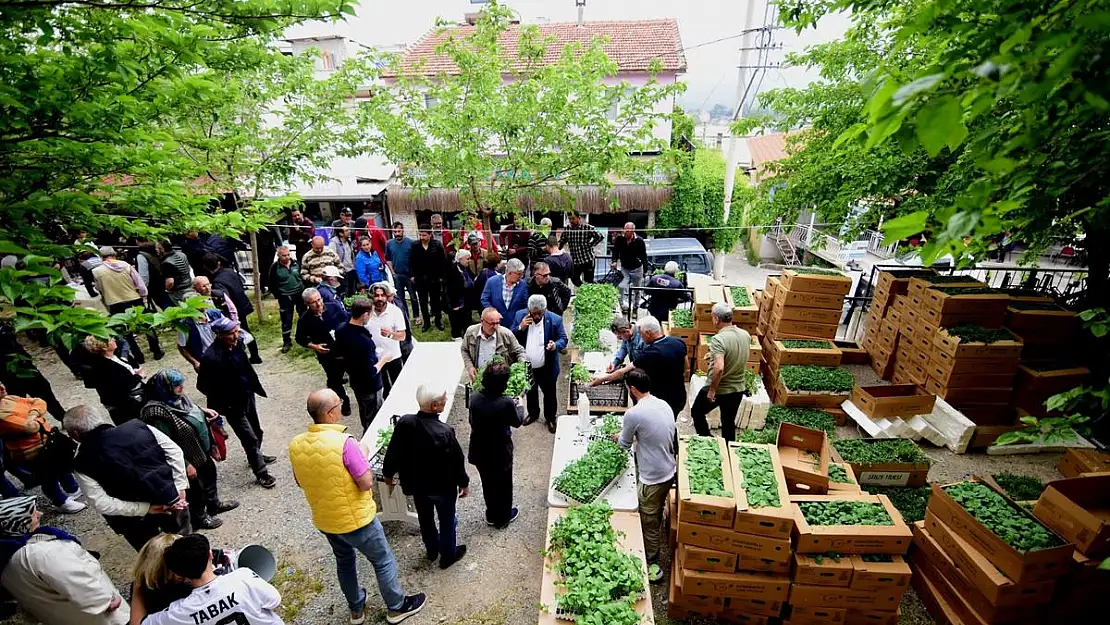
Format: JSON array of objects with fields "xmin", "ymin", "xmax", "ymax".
[
  {"xmin": 207, "ymin": 415, "xmax": 229, "ymax": 462},
  {"xmin": 38, "ymin": 424, "xmax": 78, "ymax": 471}
]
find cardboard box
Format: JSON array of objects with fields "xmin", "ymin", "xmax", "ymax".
[
  {"xmin": 727, "ymin": 284, "xmax": 761, "ymax": 324},
  {"xmin": 787, "ymin": 584, "xmax": 902, "ymax": 611},
  {"xmin": 926, "ymin": 479, "xmax": 1075, "ymax": 583},
  {"xmin": 717, "ymin": 610, "xmax": 771, "ymax": 625},
  {"xmin": 727, "ymin": 443, "xmax": 795, "ymax": 539},
  {"xmin": 910, "ymin": 563, "xmax": 971, "ymax": 625},
  {"xmin": 776, "ymin": 423, "xmax": 831, "ymax": 495},
  {"xmin": 788, "ymin": 605, "xmax": 847, "ymax": 625},
  {"xmin": 850, "ymin": 384, "xmax": 936, "ymax": 419},
  {"xmin": 927, "ymin": 353, "xmax": 1019, "ymax": 380},
  {"xmin": 768, "ymin": 314, "xmax": 840, "ymax": 340},
  {"xmin": 849, "ymin": 555, "xmax": 911, "ymax": 591},
  {"xmin": 793, "ymin": 552, "xmax": 853, "ymax": 587},
  {"xmin": 774, "ymin": 379, "xmax": 851, "ymax": 410},
  {"xmin": 678, "ymin": 521, "xmax": 793, "ymax": 562},
  {"xmin": 912, "ymin": 521, "xmax": 1043, "ymax": 623},
  {"xmin": 925, "ymin": 368, "xmax": 1015, "ymax": 389},
  {"xmin": 923, "ymin": 514, "xmax": 1057, "ymax": 607},
  {"xmin": 932, "ymin": 327, "xmax": 1023, "ymax": 360},
  {"xmin": 678, "ymin": 435, "xmax": 738, "ymax": 528},
  {"xmin": 677, "ymin": 567, "xmax": 791, "ymax": 601},
  {"xmin": 875, "ymin": 268, "xmax": 937, "ymax": 293},
  {"xmin": 735, "ymin": 552, "xmax": 791, "ymax": 574},
  {"xmin": 870, "ymin": 349, "xmax": 894, "ymax": 380},
  {"xmin": 775, "ymin": 287, "xmax": 846, "ymax": 310},
  {"xmin": 671, "ymin": 559, "xmax": 728, "ymax": 612},
  {"xmin": 833, "ymin": 340, "xmax": 869, "ymax": 365},
  {"xmin": 726, "ymin": 596, "xmax": 784, "ymax": 618},
  {"xmin": 1034, "ymin": 474, "xmax": 1110, "ymax": 558},
  {"xmin": 679, "ymin": 543, "xmax": 738, "ymax": 573},
  {"xmin": 844, "ymin": 608, "xmax": 899, "ymax": 625},
  {"xmin": 925, "ymin": 379, "xmax": 1013, "ymax": 404},
  {"xmin": 792, "ymin": 494, "xmax": 912, "ymax": 555},
  {"xmin": 767, "ymin": 338, "xmax": 842, "ymax": 367},
  {"xmin": 1057, "ymin": 448, "xmax": 1110, "ymax": 478},
  {"xmin": 772, "ymin": 301, "xmax": 844, "ymax": 324},
  {"xmin": 830, "ymin": 440, "xmax": 931, "ymax": 488},
  {"xmin": 908, "ymin": 275, "xmax": 987, "ymax": 297},
  {"xmin": 779, "ymin": 268, "xmax": 852, "ymax": 296}
]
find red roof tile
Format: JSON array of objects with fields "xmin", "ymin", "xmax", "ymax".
[{"xmin": 388, "ymin": 18, "xmax": 686, "ymax": 77}]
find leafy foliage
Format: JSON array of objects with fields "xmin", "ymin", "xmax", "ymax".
[
  {"xmin": 570, "ymin": 363, "xmax": 593, "ymax": 384},
  {"xmin": 994, "ymin": 413, "xmax": 1089, "ymax": 447},
  {"xmin": 684, "ymin": 436, "xmax": 732, "ymax": 498},
  {"xmin": 811, "ymin": 551, "xmax": 844, "ymax": 564},
  {"xmin": 780, "ymin": 339, "xmax": 836, "ymax": 350},
  {"xmin": 552, "ymin": 440, "xmax": 629, "ymax": 504},
  {"xmin": 547, "ymin": 502, "xmax": 644, "ymax": 622},
  {"xmin": 506, "ymin": 362, "xmax": 532, "ymax": 397},
  {"xmin": 945, "ymin": 325, "xmax": 1015, "ymax": 344},
  {"xmin": 790, "ymin": 267, "xmax": 847, "ymax": 276},
  {"xmin": 360, "ymin": 0, "xmax": 684, "ymax": 232},
  {"xmin": 743, "ymin": 368, "xmax": 764, "ymax": 395},
  {"xmin": 735, "ymin": 446, "xmax": 781, "ymax": 508},
  {"xmin": 655, "ymin": 148, "xmax": 751, "ymax": 252},
  {"xmin": 827, "ymin": 464, "xmax": 854, "ymax": 484},
  {"xmin": 570, "ymin": 284, "xmax": 620, "ymax": 351},
  {"xmin": 868, "ymin": 486, "xmax": 932, "ymax": 524},
  {"xmin": 670, "ymin": 308, "xmax": 693, "ymax": 329},
  {"xmin": 832, "ymin": 439, "xmax": 930, "ymax": 465},
  {"xmin": 594, "ymin": 414, "xmax": 623, "ymax": 439},
  {"xmin": 860, "ymin": 554, "xmax": 895, "ymax": 563},
  {"xmin": 780, "ymin": 365, "xmax": 855, "ymax": 393},
  {"xmin": 376, "ymin": 426, "xmax": 394, "ymax": 452},
  {"xmin": 992, "ymin": 472, "xmax": 1046, "ymax": 502},
  {"xmin": 739, "ymin": 405, "xmax": 837, "ymax": 444},
  {"xmin": 799, "ymin": 501, "xmax": 894, "ymax": 526},
  {"xmin": 944, "ymin": 482, "xmax": 1062, "ymax": 552},
  {"xmin": 730, "ymin": 286, "xmax": 752, "ymax": 307}
]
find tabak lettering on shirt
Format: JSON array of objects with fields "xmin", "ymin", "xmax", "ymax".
[{"xmin": 190, "ymin": 592, "xmax": 240, "ymax": 624}]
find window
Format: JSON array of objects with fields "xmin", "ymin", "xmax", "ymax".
[
  {"xmin": 424, "ymin": 93, "xmax": 438, "ymax": 109},
  {"xmin": 320, "ymin": 51, "xmax": 336, "ymax": 71}
]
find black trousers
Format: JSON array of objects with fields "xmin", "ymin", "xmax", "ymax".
[
  {"xmin": 570, "ymin": 263, "xmax": 594, "ymax": 287},
  {"xmin": 186, "ymin": 459, "xmax": 220, "ymax": 521},
  {"xmin": 447, "ymin": 306, "xmax": 470, "ymax": 338},
  {"xmin": 691, "ymin": 386, "xmax": 746, "ymax": 442},
  {"xmin": 239, "ymin": 316, "xmax": 260, "ymax": 360},
  {"xmin": 526, "ymin": 365, "xmax": 558, "ymax": 425},
  {"xmin": 220, "ymin": 395, "xmax": 266, "ymax": 476},
  {"xmin": 106, "ymin": 508, "xmax": 192, "ymax": 551},
  {"xmin": 319, "ymin": 356, "xmax": 349, "ymax": 404},
  {"xmin": 276, "ymin": 293, "xmax": 305, "ymax": 341},
  {"xmin": 380, "ymin": 358, "xmax": 404, "ymax": 399},
  {"xmin": 475, "ymin": 461, "xmax": 514, "ymax": 526},
  {"xmin": 414, "ymin": 279, "xmax": 442, "ymax": 326}
]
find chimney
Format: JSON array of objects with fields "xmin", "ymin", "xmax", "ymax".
[{"xmin": 576, "ymin": 0, "xmax": 586, "ymax": 27}]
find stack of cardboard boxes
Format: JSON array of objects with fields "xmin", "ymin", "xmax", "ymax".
[
  {"xmin": 668, "ymin": 436, "xmax": 794, "ymax": 624},
  {"xmin": 787, "ymin": 493, "xmax": 913, "ymax": 625},
  {"xmin": 920, "ymin": 325, "xmax": 1022, "ymax": 426},
  {"xmin": 861, "ymin": 269, "xmax": 939, "ymax": 378},
  {"xmin": 911, "ymin": 478, "xmax": 1072, "ymax": 625},
  {"xmin": 675, "ymin": 280, "xmax": 763, "ymax": 380},
  {"xmin": 1005, "ymin": 291, "xmax": 1088, "ymax": 417},
  {"xmin": 1033, "ymin": 474, "xmax": 1110, "ymax": 620}
]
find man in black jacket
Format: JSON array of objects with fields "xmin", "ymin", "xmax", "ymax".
[
  {"xmin": 527, "ymin": 261, "xmax": 572, "ymax": 316},
  {"xmin": 610, "ymin": 222, "xmax": 648, "ymax": 301},
  {"xmin": 63, "ymin": 404, "xmax": 191, "ymax": 550},
  {"xmin": 333, "ymin": 299, "xmax": 391, "ymax": 431},
  {"xmin": 296, "ymin": 287, "xmax": 352, "ymax": 416},
  {"xmin": 410, "ymin": 226, "xmax": 448, "ymax": 331},
  {"xmin": 591, "ymin": 315, "xmax": 688, "ymax": 418},
  {"xmin": 381, "ymin": 384, "xmax": 470, "ymax": 569},
  {"xmin": 196, "ymin": 317, "xmax": 277, "ymax": 488},
  {"xmin": 202, "ymin": 252, "xmax": 261, "ymax": 364}
]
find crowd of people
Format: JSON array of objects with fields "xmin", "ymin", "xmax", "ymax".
[{"xmin": 0, "ymin": 209, "xmax": 723, "ymax": 625}]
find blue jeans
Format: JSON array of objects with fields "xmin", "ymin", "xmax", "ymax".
[
  {"xmin": 413, "ymin": 492, "xmax": 458, "ymax": 560},
  {"xmin": 392, "ymin": 273, "xmax": 418, "ymax": 320},
  {"xmin": 2, "ymin": 465, "xmax": 80, "ymax": 506},
  {"xmin": 323, "ymin": 518, "xmax": 406, "ymax": 613}
]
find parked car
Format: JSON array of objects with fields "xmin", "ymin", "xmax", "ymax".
[{"xmin": 593, "ymin": 237, "xmax": 713, "ymax": 281}]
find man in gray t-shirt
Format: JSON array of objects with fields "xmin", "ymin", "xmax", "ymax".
[{"xmin": 616, "ymin": 368, "xmax": 676, "ymax": 583}]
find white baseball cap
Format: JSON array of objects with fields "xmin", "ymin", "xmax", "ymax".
[{"xmin": 322, "ymin": 265, "xmax": 342, "ymax": 278}]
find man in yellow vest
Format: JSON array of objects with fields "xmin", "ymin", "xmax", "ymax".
[{"xmin": 288, "ymin": 389, "xmax": 426, "ymax": 625}]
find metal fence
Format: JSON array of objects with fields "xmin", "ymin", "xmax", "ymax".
[{"xmin": 863, "ymin": 263, "xmax": 1088, "ymax": 302}]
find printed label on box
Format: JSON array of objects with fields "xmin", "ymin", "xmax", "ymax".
[{"xmin": 859, "ymin": 471, "xmax": 911, "ymax": 486}]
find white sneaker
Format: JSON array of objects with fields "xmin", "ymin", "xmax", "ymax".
[{"xmin": 58, "ymin": 499, "xmax": 86, "ymax": 514}]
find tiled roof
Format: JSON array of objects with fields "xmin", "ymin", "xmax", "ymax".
[
  {"xmin": 388, "ymin": 18, "xmax": 686, "ymax": 77},
  {"xmin": 747, "ymin": 132, "xmax": 791, "ymax": 168}
]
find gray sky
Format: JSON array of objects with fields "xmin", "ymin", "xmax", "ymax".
[{"xmin": 286, "ymin": 0, "xmax": 851, "ymax": 110}]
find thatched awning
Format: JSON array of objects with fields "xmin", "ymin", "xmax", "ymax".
[{"xmin": 387, "ymin": 184, "xmax": 672, "ymax": 215}]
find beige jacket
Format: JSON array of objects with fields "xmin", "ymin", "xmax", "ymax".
[
  {"xmin": 460, "ymin": 323, "xmax": 526, "ymax": 373},
  {"xmin": 0, "ymin": 534, "xmax": 129, "ymax": 625}
]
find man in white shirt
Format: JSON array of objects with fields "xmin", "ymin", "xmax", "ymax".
[
  {"xmin": 511, "ymin": 295, "xmax": 567, "ymax": 433},
  {"xmin": 615, "ymin": 368, "xmax": 676, "ymax": 584},
  {"xmin": 144, "ymin": 533, "xmax": 284, "ymax": 625},
  {"xmin": 366, "ymin": 282, "xmax": 407, "ymax": 398},
  {"xmin": 62, "ymin": 404, "xmax": 191, "ymax": 551}
]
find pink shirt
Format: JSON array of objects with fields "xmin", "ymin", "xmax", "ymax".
[{"xmin": 342, "ymin": 438, "xmax": 371, "ymax": 479}]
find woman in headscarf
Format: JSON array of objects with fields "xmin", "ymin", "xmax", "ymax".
[
  {"xmin": 129, "ymin": 533, "xmax": 189, "ymax": 624},
  {"xmin": 140, "ymin": 370, "xmax": 238, "ymax": 531},
  {"xmin": 0, "ymin": 496, "xmax": 129, "ymax": 624}
]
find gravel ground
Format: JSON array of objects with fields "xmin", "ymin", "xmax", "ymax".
[{"xmin": 2, "ymin": 283, "xmax": 1067, "ymax": 625}]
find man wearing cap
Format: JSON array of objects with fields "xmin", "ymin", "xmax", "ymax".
[
  {"xmin": 0, "ymin": 496, "xmax": 129, "ymax": 624},
  {"xmin": 319, "ymin": 265, "xmax": 344, "ymax": 306},
  {"xmin": 300, "ymin": 236, "xmax": 343, "ymax": 286},
  {"xmin": 196, "ymin": 317, "xmax": 277, "ymax": 489},
  {"xmin": 202, "ymin": 252, "xmax": 262, "ymax": 365},
  {"xmin": 331, "ymin": 207, "xmax": 355, "ymax": 229},
  {"xmin": 645, "ymin": 261, "xmax": 689, "ymax": 323}
]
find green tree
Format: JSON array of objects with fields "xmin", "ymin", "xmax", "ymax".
[
  {"xmin": 776, "ymin": 0, "xmax": 1110, "ymax": 309},
  {"xmin": 655, "ymin": 148, "xmax": 750, "ymax": 252},
  {"xmin": 0, "ymin": 1, "xmax": 361, "ymax": 349},
  {"xmin": 358, "ymin": 0, "xmax": 684, "ymax": 232}
]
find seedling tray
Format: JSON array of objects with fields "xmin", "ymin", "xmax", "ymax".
[
  {"xmin": 567, "ymin": 380, "xmax": 630, "ymax": 413},
  {"xmin": 792, "ymin": 494, "xmax": 913, "ymax": 555},
  {"xmin": 926, "ymin": 477, "xmax": 1074, "ymax": 583},
  {"xmin": 768, "ymin": 339, "xmax": 842, "ymax": 367},
  {"xmin": 552, "ymin": 454, "xmax": 629, "ymax": 506},
  {"xmin": 726, "ymin": 442, "xmax": 795, "ymax": 539},
  {"xmin": 932, "ymin": 326, "xmax": 1023, "ymax": 359}
]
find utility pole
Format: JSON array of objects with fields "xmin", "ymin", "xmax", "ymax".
[{"xmin": 717, "ymin": 1, "xmax": 781, "ymax": 277}]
